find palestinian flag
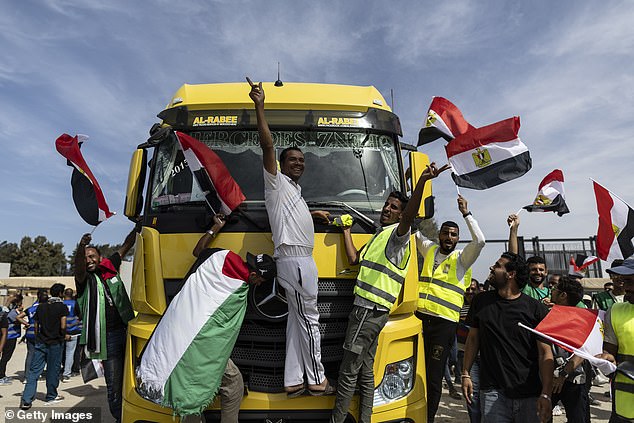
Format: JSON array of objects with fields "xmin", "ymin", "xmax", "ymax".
[
  {"xmin": 418, "ymin": 97, "xmax": 474, "ymax": 146},
  {"xmin": 523, "ymin": 169, "xmax": 570, "ymax": 216},
  {"xmin": 136, "ymin": 249, "xmax": 249, "ymax": 416},
  {"xmin": 55, "ymin": 134, "xmax": 114, "ymax": 225},
  {"xmin": 175, "ymin": 131, "xmax": 245, "ymax": 214},
  {"xmin": 569, "ymin": 254, "xmax": 600, "ymax": 278},
  {"xmin": 593, "ymin": 181, "xmax": 634, "ymax": 262},
  {"xmin": 519, "ymin": 305, "xmax": 616, "ymax": 375},
  {"xmin": 445, "ymin": 117, "xmax": 531, "ymax": 190}
]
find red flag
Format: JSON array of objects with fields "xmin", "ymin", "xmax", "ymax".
[
  {"xmin": 593, "ymin": 181, "xmax": 634, "ymax": 262},
  {"xmin": 445, "ymin": 117, "xmax": 531, "ymax": 189},
  {"xmin": 569, "ymin": 254, "xmax": 599, "ymax": 278},
  {"xmin": 55, "ymin": 134, "xmax": 114, "ymax": 225},
  {"xmin": 418, "ymin": 97, "xmax": 475, "ymax": 146},
  {"xmin": 519, "ymin": 305, "xmax": 616, "ymax": 374},
  {"xmin": 175, "ymin": 132, "xmax": 245, "ymax": 214}
]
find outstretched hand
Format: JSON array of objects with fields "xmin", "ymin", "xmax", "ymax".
[
  {"xmin": 246, "ymin": 77, "xmax": 264, "ymax": 107},
  {"xmin": 79, "ymin": 233, "xmax": 92, "ymax": 246},
  {"xmin": 422, "ymin": 162, "xmax": 451, "ymax": 180}
]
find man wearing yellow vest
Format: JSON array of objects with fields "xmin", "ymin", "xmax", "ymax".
[
  {"xmin": 600, "ymin": 257, "xmax": 634, "ymax": 422},
  {"xmin": 417, "ymin": 194, "xmax": 485, "ymax": 422},
  {"xmin": 330, "ymin": 162, "xmax": 450, "ymax": 423}
]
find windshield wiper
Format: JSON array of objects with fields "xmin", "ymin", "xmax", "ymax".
[{"xmin": 306, "ymin": 201, "xmax": 378, "ymax": 229}]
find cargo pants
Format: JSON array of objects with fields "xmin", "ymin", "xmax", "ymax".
[{"xmin": 331, "ymin": 304, "xmax": 389, "ymax": 423}]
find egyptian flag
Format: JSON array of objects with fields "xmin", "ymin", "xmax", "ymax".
[
  {"xmin": 523, "ymin": 169, "xmax": 570, "ymax": 216},
  {"xmin": 519, "ymin": 305, "xmax": 616, "ymax": 375},
  {"xmin": 418, "ymin": 97, "xmax": 475, "ymax": 146},
  {"xmin": 593, "ymin": 181, "xmax": 634, "ymax": 262},
  {"xmin": 55, "ymin": 134, "xmax": 114, "ymax": 225},
  {"xmin": 136, "ymin": 249, "xmax": 249, "ymax": 416},
  {"xmin": 175, "ymin": 131, "xmax": 245, "ymax": 214},
  {"xmin": 569, "ymin": 254, "xmax": 600, "ymax": 278},
  {"xmin": 445, "ymin": 117, "xmax": 531, "ymax": 189},
  {"xmin": 80, "ymin": 355, "xmax": 105, "ymax": 383}
]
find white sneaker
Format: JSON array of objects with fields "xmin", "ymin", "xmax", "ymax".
[
  {"xmin": 0, "ymin": 377, "xmax": 12, "ymax": 385},
  {"xmin": 43, "ymin": 395, "xmax": 64, "ymax": 405},
  {"xmin": 552, "ymin": 405, "xmax": 563, "ymax": 416}
]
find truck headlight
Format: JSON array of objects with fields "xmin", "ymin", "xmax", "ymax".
[{"xmin": 373, "ymin": 356, "xmax": 415, "ymax": 406}]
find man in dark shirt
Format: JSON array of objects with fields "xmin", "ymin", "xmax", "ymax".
[
  {"xmin": 462, "ymin": 252, "xmax": 554, "ymax": 423},
  {"xmin": 74, "ymin": 228, "xmax": 136, "ymax": 423},
  {"xmin": 20, "ymin": 283, "xmax": 69, "ymax": 410}
]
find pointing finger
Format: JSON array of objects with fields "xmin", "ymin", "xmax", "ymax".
[{"xmin": 246, "ymin": 76, "xmax": 256, "ymax": 88}]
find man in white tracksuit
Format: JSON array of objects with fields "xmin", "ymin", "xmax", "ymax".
[{"xmin": 248, "ymin": 78, "xmax": 334, "ymax": 396}]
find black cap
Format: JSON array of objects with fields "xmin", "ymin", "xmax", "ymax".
[{"xmin": 246, "ymin": 253, "xmax": 277, "ymax": 281}]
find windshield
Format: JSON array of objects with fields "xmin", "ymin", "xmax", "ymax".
[{"xmin": 149, "ymin": 130, "xmax": 402, "ymax": 213}]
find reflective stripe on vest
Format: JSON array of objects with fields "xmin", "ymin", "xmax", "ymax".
[
  {"xmin": 6, "ymin": 310, "xmax": 21, "ymax": 339},
  {"xmin": 354, "ymin": 223, "xmax": 411, "ymax": 309},
  {"xmin": 611, "ymin": 302, "xmax": 634, "ymax": 419},
  {"xmin": 25, "ymin": 303, "xmax": 38, "ymax": 339},
  {"xmin": 417, "ymin": 245, "xmax": 471, "ymax": 322}
]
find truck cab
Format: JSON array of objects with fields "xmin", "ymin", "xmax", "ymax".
[{"xmin": 122, "ymin": 82, "xmax": 431, "ymax": 422}]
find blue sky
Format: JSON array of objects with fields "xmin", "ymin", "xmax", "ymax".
[{"xmin": 1, "ymin": 0, "xmax": 633, "ymax": 279}]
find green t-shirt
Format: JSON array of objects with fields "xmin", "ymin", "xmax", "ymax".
[{"xmin": 522, "ymin": 284, "xmax": 551, "ymax": 302}]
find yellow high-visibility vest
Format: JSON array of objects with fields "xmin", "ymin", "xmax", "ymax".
[
  {"xmin": 611, "ymin": 302, "xmax": 634, "ymax": 420},
  {"xmin": 355, "ymin": 223, "xmax": 411, "ymax": 309},
  {"xmin": 417, "ymin": 245, "xmax": 471, "ymax": 322}
]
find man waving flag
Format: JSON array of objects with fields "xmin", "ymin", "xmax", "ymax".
[{"xmin": 55, "ymin": 133, "xmax": 114, "ymax": 226}]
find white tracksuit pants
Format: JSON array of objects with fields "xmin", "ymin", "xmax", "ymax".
[{"xmin": 276, "ymin": 255, "xmax": 325, "ymax": 387}]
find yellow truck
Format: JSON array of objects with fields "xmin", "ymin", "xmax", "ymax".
[{"xmin": 122, "ymin": 82, "xmax": 433, "ymax": 422}]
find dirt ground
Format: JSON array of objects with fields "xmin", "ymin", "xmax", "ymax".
[{"xmin": 0, "ymin": 342, "xmax": 614, "ymax": 422}]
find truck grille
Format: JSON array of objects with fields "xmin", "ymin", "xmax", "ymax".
[
  {"xmin": 234, "ymin": 278, "xmax": 354, "ymax": 393},
  {"xmin": 164, "ymin": 277, "xmax": 355, "ymax": 393}
]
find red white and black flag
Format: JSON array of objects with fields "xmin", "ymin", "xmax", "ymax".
[
  {"xmin": 569, "ymin": 254, "xmax": 600, "ymax": 278},
  {"xmin": 593, "ymin": 181, "xmax": 634, "ymax": 262},
  {"xmin": 55, "ymin": 134, "xmax": 114, "ymax": 226},
  {"xmin": 523, "ymin": 169, "xmax": 570, "ymax": 216},
  {"xmin": 519, "ymin": 305, "xmax": 616, "ymax": 375},
  {"xmin": 175, "ymin": 131, "xmax": 245, "ymax": 214},
  {"xmin": 418, "ymin": 97, "xmax": 474, "ymax": 146},
  {"xmin": 445, "ymin": 117, "xmax": 532, "ymax": 190}
]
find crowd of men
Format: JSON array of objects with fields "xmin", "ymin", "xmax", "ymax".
[{"xmin": 1, "ymin": 79, "xmax": 632, "ymax": 423}]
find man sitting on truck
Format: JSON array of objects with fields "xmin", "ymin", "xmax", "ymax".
[
  {"xmin": 331, "ymin": 162, "xmax": 449, "ymax": 423},
  {"xmin": 248, "ymin": 77, "xmax": 334, "ymax": 396}
]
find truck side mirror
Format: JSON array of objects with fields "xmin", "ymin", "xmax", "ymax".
[
  {"xmin": 124, "ymin": 149, "xmax": 147, "ymax": 218},
  {"xmin": 409, "ymin": 151, "xmax": 435, "ymax": 219}
]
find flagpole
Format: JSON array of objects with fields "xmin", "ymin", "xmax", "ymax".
[
  {"xmin": 518, "ymin": 322, "xmax": 616, "ymax": 374},
  {"xmin": 90, "ymin": 225, "xmax": 98, "ymax": 235},
  {"xmin": 455, "ymin": 183, "xmax": 461, "ymax": 197},
  {"xmin": 515, "ymin": 208, "xmax": 524, "ymax": 216},
  {"xmin": 590, "ymin": 178, "xmax": 634, "ymax": 209}
]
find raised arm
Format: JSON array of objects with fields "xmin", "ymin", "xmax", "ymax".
[
  {"xmin": 117, "ymin": 228, "xmax": 137, "ymax": 259},
  {"xmin": 74, "ymin": 233, "xmax": 91, "ymax": 292},
  {"xmin": 193, "ymin": 214, "xmax": 227, "ymax": 257},
  {"xmin": 247, "ymin": 77, "xmax": 277, "ymax": 175},
  {"xmin": 507, "ymin": 213, "xmax": 520, "ymax": 255},
  {"xmin": 397, "ymin": 162, "xmax": 450, "ymax": 236},
  {"xmin": 457, "ymin": 196, "xmax": 486, "ymax": 269}
]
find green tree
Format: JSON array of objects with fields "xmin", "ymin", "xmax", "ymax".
[
  {"xmin": 10, "ymin": 236, "xmax": 68, "ymax": 276},
  {"xmin": 0, "ymin": 241, "xmax": 19, "ymax": 263}
]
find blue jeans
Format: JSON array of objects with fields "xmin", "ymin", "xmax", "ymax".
[
  {"xmin": 24, "ymin": 338, "xmax": 36, "ymax": 381},
  {"xmin": 481, "ymin": 389, "xmax": 538, "ymax": 423},
  {"xmin": 464, "ymin": 357, "xmax": 481, "ymax": 423},
  {"xmin": 103, "ymin": 328, "xmax": 126, "ymax": 423},
  {"xmin": 63, "ymin": 335, "xmax": 79, "ymax": 378},
  {"xmin": 21, "ymin": 342, "xmax": 63, "ymax": 403}
]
